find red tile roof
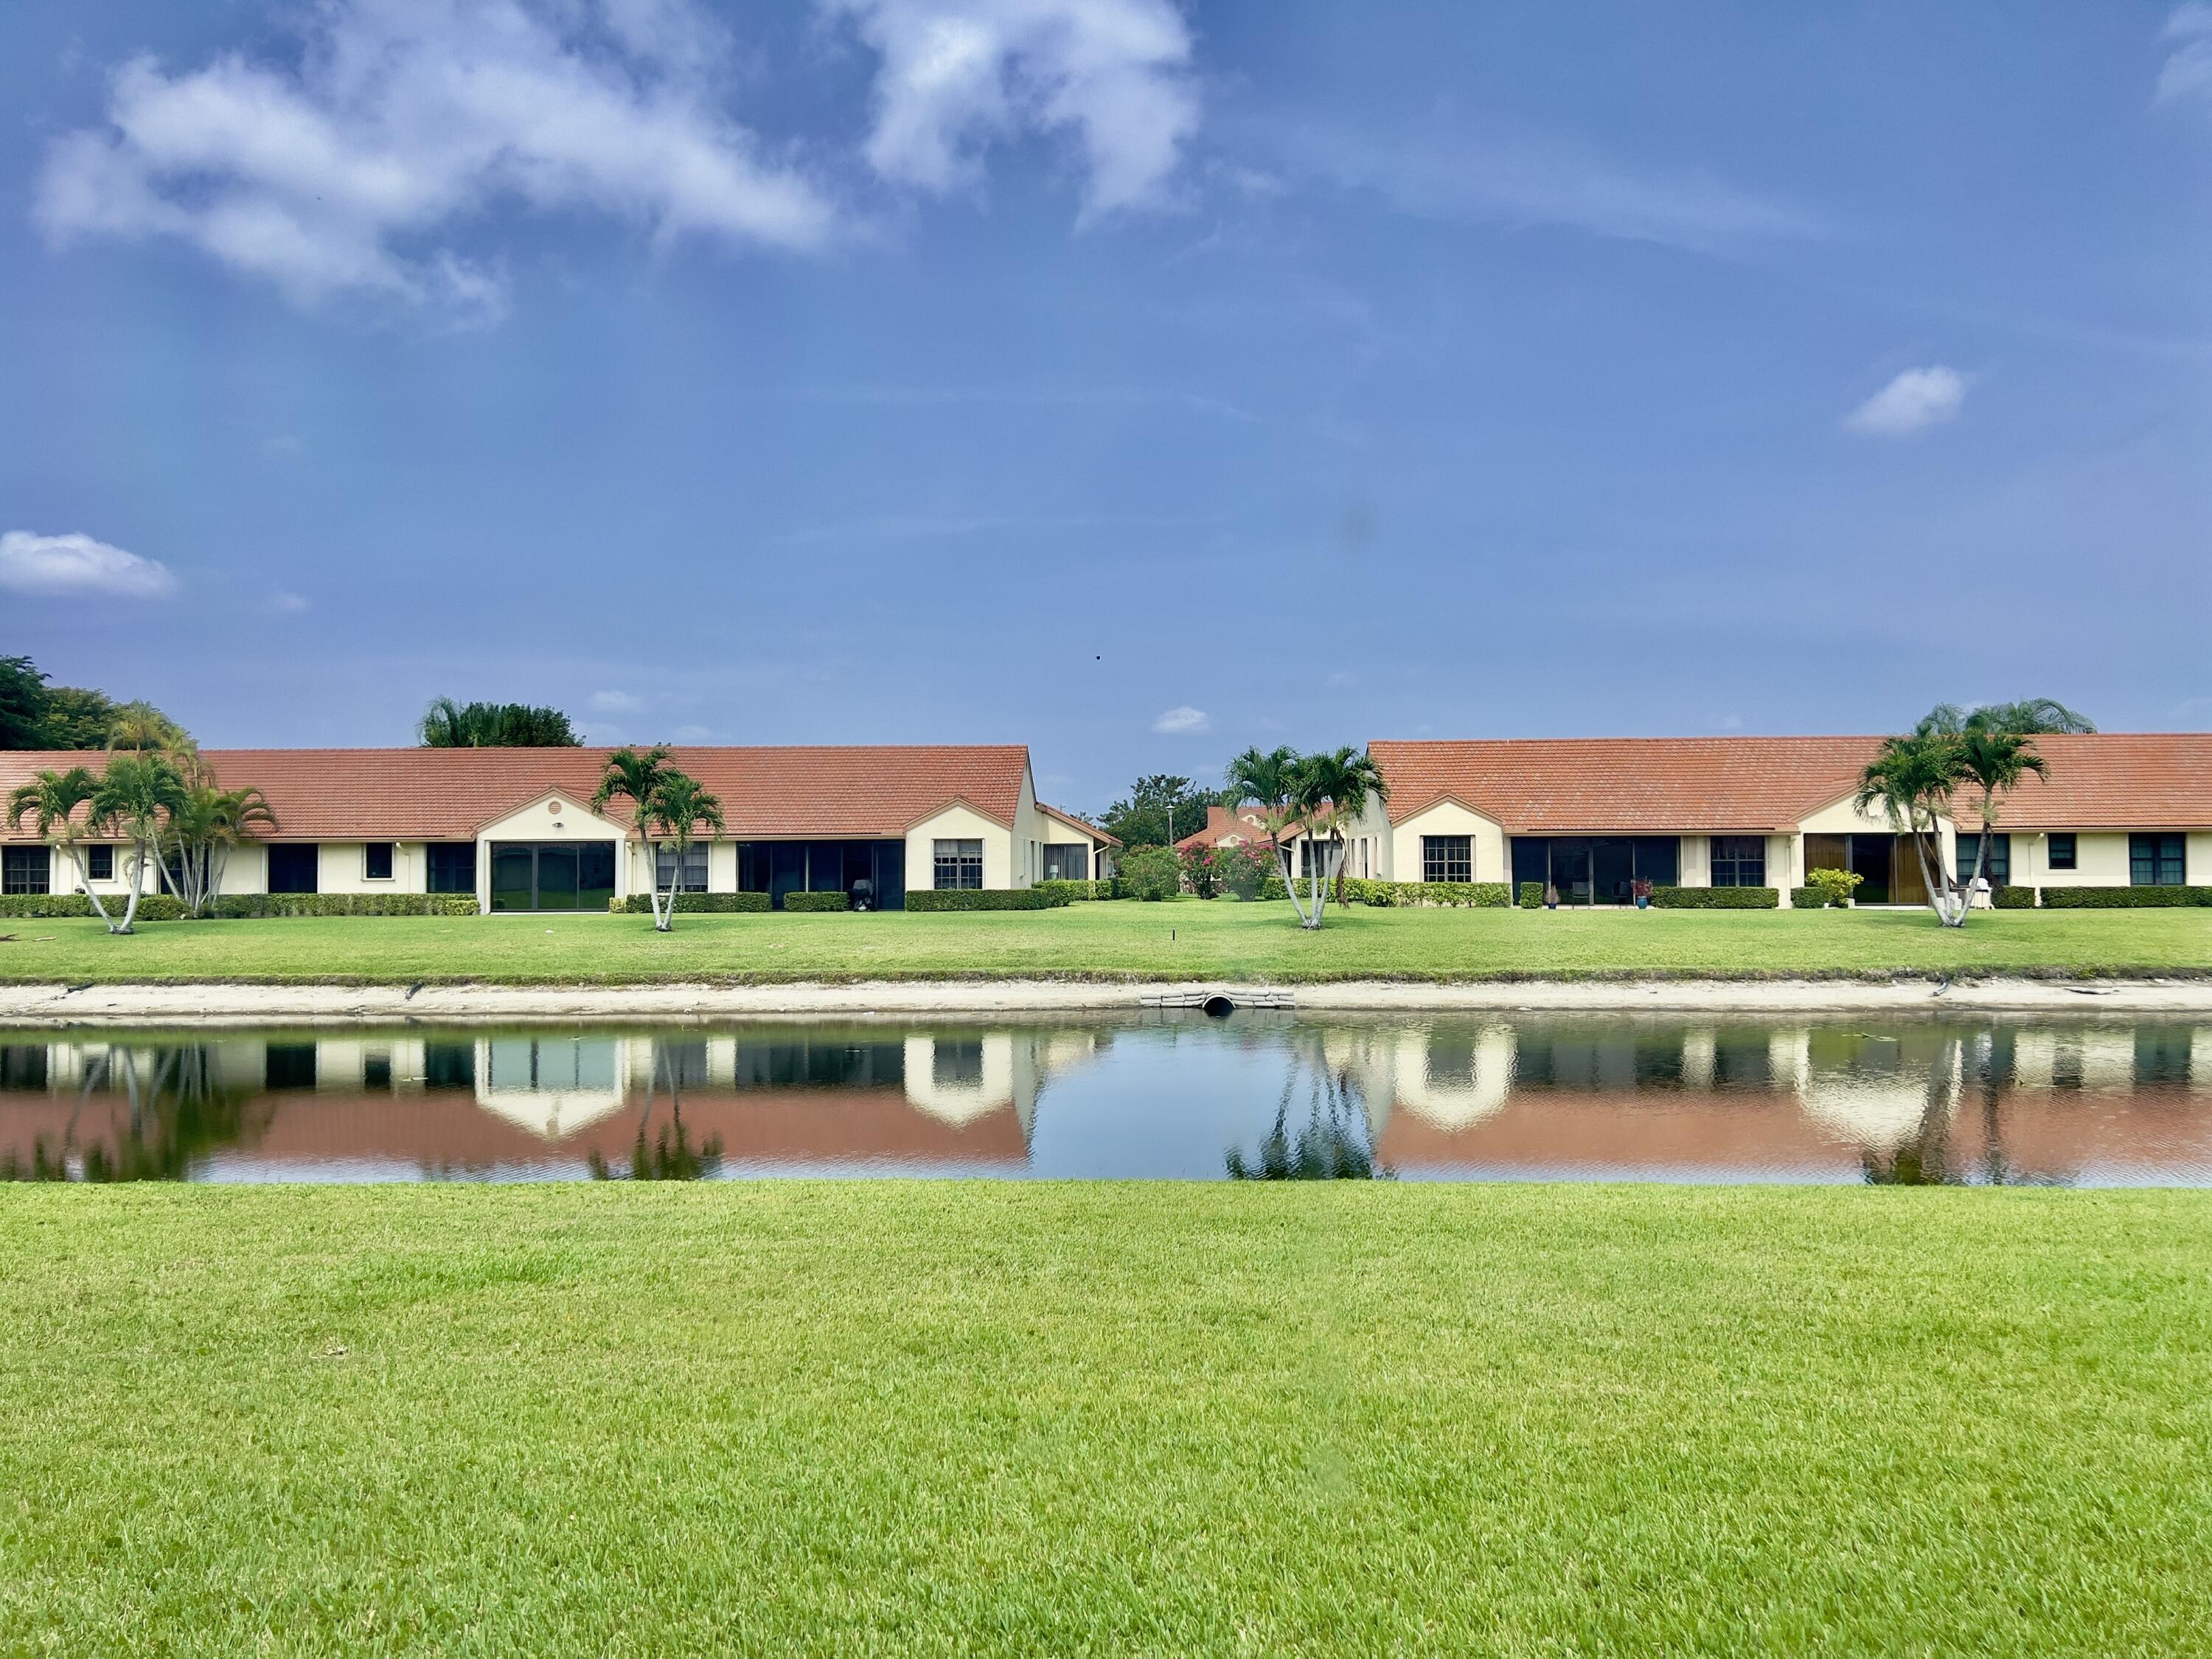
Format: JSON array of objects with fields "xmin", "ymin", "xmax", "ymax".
[
  {"xmin": 1175, "ymin": 804, "xmax": 1279, "ymax": 851},
  {"xmin": 1037, "ymin": 801, "xmax": 1120, "ymax": 844},
  {"xmin": 0, "ymin": 745, "xmax": 1031, "ymax": 841},
  {"xmin": 1371, "ymin": 734, "xmax": 2212, "ymax": 832}
]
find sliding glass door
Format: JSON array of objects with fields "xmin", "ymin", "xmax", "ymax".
[{"xmin": 489, "ymin": 842, "xmax": 617, "ymax": 911}]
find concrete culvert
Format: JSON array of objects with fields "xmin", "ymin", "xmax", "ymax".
[{"xmin": 1203, "ymin": 994, "xmax": 1236, "ymax": 1018}]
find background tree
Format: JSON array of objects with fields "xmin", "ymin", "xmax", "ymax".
[
  {"xmin": 1921, "ymin": 698, "xmax": 2095, "ymax": 737},
  {"xmin": 1099, "ymin": 774, "xmax": 1222, "ymax": 849},
  {"xmin": 87, "ymin": 752, "xmax": 187, "ymax": 934},
  {"xmin": 0, "ymin": 656, "xmax": 44, "ymax": 748},
  {"xmin": 6, "ymin": 765, "xmax": 118, "ymax": 927},
  {"xmin": 0, "ymin": 653, "xmax": 177, "ymax": 750},
  {"xmin": 418, "ymin": 697, "xmax": 582, "ymax": 748},
  {"xmin": 636, "ymin": 771, "xmax": 724, "ymax": 932}
]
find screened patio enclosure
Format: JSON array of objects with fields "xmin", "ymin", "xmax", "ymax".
[
  {"xmin": 490, "ymin": 841, "xmax": 618, "ymax": 911},
  {"xmin": 1509, "ymin": 836, "xmax": 1680, "ymax": 904},
  {"xmin": 737, "ymin": 840, "xmax": 907, "ymax": 911}
]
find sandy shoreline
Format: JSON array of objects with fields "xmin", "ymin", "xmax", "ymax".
[{"xmin": 1, "ymin": 976, "xmax": 2208, "ymax": 1025}]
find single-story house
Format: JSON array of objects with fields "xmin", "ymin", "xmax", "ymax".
[
  {"xmin": 0, "ymin": 744, "xmax": 1119, "ymax": 911},
  {"xmin": 1340, "ymin": 734, "xmax": 2212, "ymax": 905}
]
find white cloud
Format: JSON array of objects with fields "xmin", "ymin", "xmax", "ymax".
[
  {"xmin": 1843, "ymin": 366, "xmax": 1970, "ymax": 438},
  {"xmin": 589, "ymin": 689, "xmax": 646, "ymax": 714},
  {"xmin": 2158, "ymin": 5, "xmax": 2212, "ymax": 104},
  {"xmin": 1152, "ymin": 703, "xmax": 1209, "ymax": 734},
  {"xmin": 827, "ymin": 0, "xmax": 1200, "ymax": 220},
  {"xmin": 36, "ymin": 0, "xmax": 837, "ymax": 319},
  {"xmin": 0, "ymin": 530, "xmax": 178, "ymax": 599},
  {"xmin": 1269, "ymin": 121, "xmax": 1823, "ymax": 254},
  {"xmin": 672, "ymin": 722, "xmax": 713, "ymax": 740},
  {"xmin": 262, "ymin": 434, "xmax": 304, "ymax": 457},
  {"xmin": 266, "ymin": 591, "xmax": 313, "ymax": 613}
]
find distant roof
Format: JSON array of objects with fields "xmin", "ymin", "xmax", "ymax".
[
  {"xmin": 1370, "ymin": 734, "xmax": 2212, "ymax": 832},
  {"xmin": 1175, "ymin": 804, "xmax": 1279, "ymax": 850},
  {"xmin": 0, "ymin": 745, "xmax": 1032, "ymax": 841},
  {"xmin": 1037, "ymin": 801, "xmax": 1119, "ymax": 844}
]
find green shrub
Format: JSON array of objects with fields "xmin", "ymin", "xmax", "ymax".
[
  {"xmin": 616, "ymin": 892, "xmax": 771, "ymax": 914},
  {"xmin": 1805, "ymin": 867, "xmax": 1863, "ymax": 909},
  {"xmin": 1178, "ymin": 844, "xmax": 1223, "ymax": 899},
  {"xmin": 1649, "ymin": 886, "xmax": 1778, "ymax": 910},
  {"xmin": 1788, "ymin": 886, "xmax": 1824, "ymax": 910},
  {"xmin": 1117, "ymin": 846, "xmax": 1182, "ymax": 902},
  {"xmin": 904, "ymin": 888, "xmax": 1056, "ymax": 912},
  {"xmin": 210, "ymin": 893, "xmax": 479, "ymax": 919},
  {"xmin": 779, "ymin": 890, "xmax": 850, "ymax": 913},
  {"xmin": 1388, "ymin": 881, "xmax": 1512, "ymax": 908},
  {"xmin": 1993, "ymin": 884, "xmax": 2037, "ymax": 909},
  {"xmin": 1215, "ymin": 846, "xmax": 1276, "ymax": 901},
  {"xmin": 1034, "ymin": 879, "xmax": 1106, "ymax": 903},
  {"xmin": 1518, "ymin": 881, "xmax": 1544, "ymax": 909},
  {"xmin": 2041, "ymin": 886, "xmax": 2212, "ymax": 908},
  {"xmin": 0, "ymin": 894, "xmax": 96, "ymax": 919}
]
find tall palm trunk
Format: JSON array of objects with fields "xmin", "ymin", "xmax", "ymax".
[{"xmin": 59, "ymin": 844, "xmax": 116, "ymax": 928}]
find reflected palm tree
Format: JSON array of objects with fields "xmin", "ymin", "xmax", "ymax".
[
  {"xmin": 588, "ymin": 1042, "xmax": 723, "ymax": 1181},
  {"xmin": 1862, "ymin": 1033, "xmax": 1964, "ymax": 1186},
  {"xmin": 1226, "ymin": 1031, "xmax": 1388, "ymax": 1180},
  {"xmin": 1, "ymin": 1042, "xmax": 265, "ymax": 1182}
]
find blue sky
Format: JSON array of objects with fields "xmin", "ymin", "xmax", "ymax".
[{"xmin": 2, "ymin": 0, "xmax": 2208, "ymax": 812}]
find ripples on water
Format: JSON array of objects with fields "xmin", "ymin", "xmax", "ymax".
[{"xmin": 3, "ymin": 1013, "xmax": 2210, "ymax": 1186}]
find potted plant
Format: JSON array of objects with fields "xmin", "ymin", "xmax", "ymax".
[{"xmin": 1631, "ymin": 877, "xmax": 1652, "ymax": 909}]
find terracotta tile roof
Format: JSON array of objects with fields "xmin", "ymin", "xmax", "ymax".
[
  {"xmin": 1037, "ymin": 801, "xmax": 1120, "ymax": 844},
  {"xmin": 1175, "ymin": 804, "xmax": 1279, "ymax": 851},
  {"xmin": 1371, "ymin": 734, "xmax": 2212, "ymax": 833},
  {"xmin": 0, "ymin": 745, "xmax": 1031, "ymax": 841}
]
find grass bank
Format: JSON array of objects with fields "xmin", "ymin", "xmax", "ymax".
[
  {"xmin": 2, "ymin": 1183, "xmax": 2208, "ymax": 1653},
  {"xmin": 1, "ymin": 900, "xmax": 2209, "ymax": 986}
]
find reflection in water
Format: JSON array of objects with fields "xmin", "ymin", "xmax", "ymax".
[
  {"xmin": 1225, "ymin": 1033, "xmax": 1386, "ymax": 1180},
  {"xmin": 1, "ymin": 1015, "xmax": 2209, "ymax": 1184}
]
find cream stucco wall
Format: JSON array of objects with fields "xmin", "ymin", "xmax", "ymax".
[
  {"xmin": 905, "ymin": 804, "xmax": 1015, "ymax": 895},
  {"xmin": 1386, "ymin": 800, "xmax": 1506, "ymax": 884},
  {"xmin": 1767, "ymin": 835, "xmax": 1798, "ymax": 902},
  {"xmin": 1679, "ymin": 835, "xmax": 1710, "ymax": 887},
  {"xmin": 478, "ymin": 793, "xmax": 630, "ymax": 909},
  {"xmin": 2017, "ymin": 831, "xmax": 2131, "ymax": 888}
]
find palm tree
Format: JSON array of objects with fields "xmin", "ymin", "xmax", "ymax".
[
  {"xmin": 1950, "ymin": 721, "xmax": 2048, "ymax": 905},
  {"xmin": 1922, "ymin": 698, "xmax": 2094, "ymax": 737},
  {"xmin": 1226, "ymin": 745, "xmax": 1307, "ymax": 917},
  {"xmin": 637, "ymin": 771, "xmax": 725, "ymax": 933},
  {"xmin": 86, "ymin": 752, "xmax": 186, "ymax": 934},
  {"xmin": 163, "ymin": 765, "xmax": 279, "ymax": 916},
  {"xmin": 5, "ymin": 765, "xmax": 118, "ymax": 928},
  {"xmin": 1855, "ymin": 731, "xmax": 1968, "ymax": 927},
  {"xmin": 1293, "ymin": 745, "xmax": 1391, "ymax": 908},
  {"xmin": 418, "ymin": 697, "xmax": 580, "ymax": 747},
  {"xmin": 593, "ymin": 744, "xmax": 671, "ymax": 825}
]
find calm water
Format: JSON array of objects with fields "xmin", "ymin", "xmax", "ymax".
[{"xmin": 4, "ymin": 1013, "xmax": 2211, "ymax": 1185}]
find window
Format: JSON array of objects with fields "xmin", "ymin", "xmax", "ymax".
[
  {"xmin": 426, "ymin": 844, "xmax": 476, "ymax": 894},
  {"xmin": 267, "ymin": 844, "xmax": 319, "ymax": 894},
  {"xmin": 1422, "ymin": 835, "xmax": 1472, "ymax": 883},
  {"xmin": 1711, "ymin": 835, "xmax": 1766, "ymax": 888},
  {"xmin": 2, "ymin": 846, "xmax": 51, "ymax": 896},
  {"xmin": 363, "ymin": 1052, "xmax": 392, "ymax": 1090},
  {"xmin": 1955, "ymin": 832, "xmax": 2008, "ymax": 884},
  {"xmin": 2047, "ymin": 833, "xmax": 2076, "ymax": 871},
  {"xmin": 933, "ymin": 838, "xmax": 983, "ymax": 890},
  {"xmin": 86, "ymin": 844, "xmax": 114, "ymax": 882},
  {"xmin": 655, "ymin": 845, "xmax": 709, "ymax": 892},
  {"xmin": 264, "ymin": 1044, "xmax": 317, "ymax": 1090},
  {"xmin": 2132, "ymin": 832, "xmax": 2186, "ymax": 887},
  {"xmin": 1042, "ymin": 844, "xmax": 1089, "ymax": 881},
  {"xmin": 933, "ymin": 1039, "xmax": 984, "ymax": 1088},
  {"xmin": 364, "ymin": 841, "xmax": 394, "ymax": 881}
]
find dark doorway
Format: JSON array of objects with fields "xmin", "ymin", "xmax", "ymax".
[
  {"xmin": 1849, "ymin": 835, "xmax": 1892, "ymax": 904},
  {"xmin": 739, "ymin": 840, "xmax": 907, "ymax": 910},
  {"xmin": 1510, "ymin": 837, "xmax": 1682, "ymax": 905},
  {"xmin": 488, "ymin": 842, "xmax": 617, "ymax": 911}
]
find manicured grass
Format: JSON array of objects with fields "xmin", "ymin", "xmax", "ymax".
[
  {"xmin": 1, "ymin": 1183, "xmax": 2208, "ymax": 1653},
  {"xmin": 1, "ymin": 900, "xmax": 2209, "ymax": 984}
]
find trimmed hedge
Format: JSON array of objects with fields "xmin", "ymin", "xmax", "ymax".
[
  {"xmin": 1993, "ymin": 885, "xmax": 2037, "ymax": 909},
  {"xmin": 1035, "ymin": 879, "xmax": 1110, "ymax": 903},
  {"xmin": 0, "ymin": 894, "xmax": 182, "ymax": 921},
  {"xmin": 2042, "ymin": 886, "xmax": 2212, "ymax": 908},
  {"xmin": 211, "ymin": 894, "xmax": 479, "ymax": 919},
  {"xmin": 1350, "ymin": 880, "xmax": 1512, "ymax": 908},
  {"xmin": 779, "ymin": 891, "xmax": 850, "ymax": 913},
  {"xmin": 1649, "ymin": 886, "xmax": 1779, "ymax": 910},
  {"xmin": 905, "ymin": 888, "xmax": 1055, "ymax": 912},
  {"xmin": 616, "ymin": 892, "xmax": 771, "ymax": 914},
  {"xmin": 1788, "ymin": 887, "xmax": 1826, "ymax": 911},
  {"xmin": 1518, "ymin": 882, "xmax": 1544, "ymax": 909}
]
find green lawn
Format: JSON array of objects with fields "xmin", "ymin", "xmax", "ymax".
[
  {"xmin": 1, "ymin": 1183, "xmax": 2207, "ymax": 1653},
  {"xmin": 1, "ymin": 899, "xmax": 2208, "ymax": 984}
]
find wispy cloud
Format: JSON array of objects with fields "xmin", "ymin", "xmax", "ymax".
[
  {"xmin": 1152, "ymin": 704, "xmax": 1210, "ymax": 734},
  {"xmin": 588, "ymin": 689, "xmax": 647, "ymax": 714},
  {"xmin": 1262, "ymin": 119, "xmax": 1825, "ymax": 255},
  {"xmin": 36, "ymin": 0, "xmax": 836, "ymax": 321},
  {"xmin": 2157, "ymin": 4, "xmax": 2212, "ymax": 104},
  {"xmin": 1843, "ymin": 365, "xmax": 1971, "ymax": 437},
  {"xmin": 0, "ymin": 529, "xmax": 178, "ymax": 599},
  {"xmin": 767, "ymin": 509, "xmax": 1220, "ymax": 546},
  {"xmin": 824, "ymin": 0, "xmax": 1200, "ymax": 220},
  {"xmin": 265, "ymin": 591, "xmax": 312, "ymax": 614}
]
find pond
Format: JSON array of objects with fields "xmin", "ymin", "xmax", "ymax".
[{"xmin": 3, "ymin": 1012, "xmax": 2210, "ymax": 1185}]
